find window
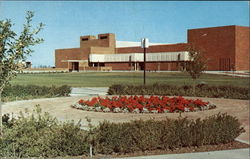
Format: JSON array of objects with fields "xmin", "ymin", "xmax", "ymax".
[
  {"xmin": 100, "ymin": 36, "xmax": 108, "ymax": 39},
  {"xmin": 82, "ymin": 38, "xmax": 88, "ymax": 41},
  {"xmin": 177, "ymin": 54, "xmax": 181, "ymax": 61}
]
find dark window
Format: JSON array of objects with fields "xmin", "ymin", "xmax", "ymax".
[
  {"xmin": 82, "ymin": 38, "xmax": 88, "ymax": 41},
  {"xmin": 93, "ymin": 62, "xmax": 105, "ymax": 67},
  {"xmin": 177, "ymin": 54, "xmax": 181, "ymax": 61},
  {"xmin": 100, "ymin": 36, "xmax": 108, "ymax": 39}
]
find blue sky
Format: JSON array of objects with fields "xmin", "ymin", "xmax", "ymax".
[{"xmin": 0, "ymin": 1, "xmax": 249, "ymax": 67}]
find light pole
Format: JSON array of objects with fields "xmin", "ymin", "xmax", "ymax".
[{"xmin": 141, "ymin": 38, "xmax": 149, "ymax": 85}]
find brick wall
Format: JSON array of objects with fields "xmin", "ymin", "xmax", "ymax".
[
  {"xmin": 235, "ymin": 26, "xmax": 249, "ymax": 70},
  {"xmin": 104, "ymin": 62, "xmax": 180, "ymax": 71},
  {"xmin": 55, "ymin": 26, "xmax": 249, "ymax": 71},
  {"xmin": 80, "ymin": 33, "xmax": 116, "ymax": 48},
  {"xmin": 188, "ymin": 26, "xmax": 236, "ymax": 71},
  {"xmin": 116, "ymin": 43, "xmax": 188, "ymax": 54},
  {"xmin": 105, "ymin": 63, "xmax": 132, "ymax": 70},
  {"xmin": 90, "ymin": 47, "xmax": 115, "ymax": 54},
  {"xmin": 55, "ymin": 48, "xmax": 89, "ymax": 68}
]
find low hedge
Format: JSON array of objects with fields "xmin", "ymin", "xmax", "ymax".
[
  {"xmin": 2, "ymin": 85, "xmax": 71, "ymax": 101},
  {"xmin": 0, "ymin": 106, "xmax": 88, "ymax": 158},
  {"xmin": 107, "ymin": 83, "xmax": 249, "ymax": 100},
  {"xmin": 1, "ymin": 110, "xmax": 245, "ymax": 157},
  {"xmin": 95, "ymin": 113, "xmax": 245, "ymax": 154}
]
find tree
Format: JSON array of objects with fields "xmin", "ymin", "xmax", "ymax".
[
  {"xmin": 184, "ymin": 45, "xmax": 208, "ymax": 93},
  {"xmin": 0, "ymin": 11, "xmax": 44, "ymax": 136}
]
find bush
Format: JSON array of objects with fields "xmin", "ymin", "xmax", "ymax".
[
  {"xmin": 0, "ymin": 109, "xmax": 245, "ymax": 157},
  {"xmin": 107, "ymin": 83, "xmax": 249, "ymax": 100},
  {"xmin": 0, "ymin": 106, "xmax": 88, "ymax": 158},
  {"xmin": 2, "ymin": 85, "xmax": 71, "ymax": 101},
  {"xmin": 95, "ymin": 113, "xmax": 245, "ymax": 154}
]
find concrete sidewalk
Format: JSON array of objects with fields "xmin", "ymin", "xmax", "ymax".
[
  {"xmin": 116, "ymin": 148, "xmax": 249, "ymax": 159},
  {"xmin": 204, "ymin": 71, "xmax": 250, "ymax": 78},
  {"xmin": 70, "ymin": 87, "xmax": 109, "ymax": 96}
]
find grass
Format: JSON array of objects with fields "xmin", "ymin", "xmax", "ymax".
[{"xmin": 10, "ymin": 72, "xmax": 249, "ymax": 88}]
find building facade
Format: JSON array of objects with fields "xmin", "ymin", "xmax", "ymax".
[{"xmin": 55, "ymin": 25, "xmax": 249, "ymax": 71}]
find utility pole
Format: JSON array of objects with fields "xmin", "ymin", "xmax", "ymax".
[
  {"xmin": 144, "ymin": 47, "xmax": 146, "ymax": 85},
  {"xmin": 141, "ymin": 38, "xmax": 149, "ymax": 85}
]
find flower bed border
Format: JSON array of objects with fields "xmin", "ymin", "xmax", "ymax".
[{"xmin": 71, "ymin": 96, "xmax": 216, "ymax": 113}]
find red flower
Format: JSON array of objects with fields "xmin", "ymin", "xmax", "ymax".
[
  {"xmin": 76, "ymin": 96, "xmax": 210, "ymax": 113},
  {"xmin": 79, "ymin": 99, "xmax": 84, "ymax": 104}
]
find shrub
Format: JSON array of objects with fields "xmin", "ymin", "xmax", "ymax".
[
  {"xmin": 107, "ymin": 83, "xmax": 249, "ymax": 100},
  {"xmin": 0, "ymin": 109, "xmax": 245, "ymax": 157},
  {"xmin": 0, "ymin": 105, "xmax": 88, "ymax": 158},
  {"xmin": 2, "ymin": 85, "xmax": 71, "ymax": 101},
  {"xmin": 95, "ymin": 113, "xmax": 245, "ymax": 154}
]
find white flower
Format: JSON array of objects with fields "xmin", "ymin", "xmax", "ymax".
[
  {"xmin": 95, "ymin": 107, "xmax": 102, "ymax": 112},
  {"xmin": 184, "ymin": 107, "xmax": 190, "ymax": 112},
  {"xmin": 150, "ymin": 110, "xmax": 158, "ymax": 113},
  {"xmin": 103, "ymin": 108, "xmax": 111, "ymax": 112},
  {"xmin": 82, "ymin": 106, "xmax": 89, "ymax": 110},
  {"xmin": 164, "ymin": 109, "xmax": 170, "ymax": 113},
  {"xmin": 122, "ymin": 108, "xmax": 129, "ymax": 113},
  {"xmin": 142, "ymin": 108, "xmax": 149, "ymax": 113},
  {"xmin": 113, "ymin": 108, "xmax": 122, "ymax": 113},
  {"xmin": 132, "ymin": 108, "xmax": 140, "ymax": 113}
]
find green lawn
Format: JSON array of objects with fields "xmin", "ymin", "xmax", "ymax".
[{"xmin": 10, "ymin": 72, "xmax": 249, "ymax": 87}]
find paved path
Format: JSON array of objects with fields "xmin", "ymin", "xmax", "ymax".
[
  {"xmin": 116, "ymin": 148, "xmax": 249, "ymax": 159},
  {"xmin": 204, "ymin": 71, "xmax": 250, "ymax": 78},
  {"xmin": 2, "ymin": 95, "xmax": 250, "ymax": 159},
  {"xmin": 70, "ymin": 87, "xmax": 109, "ymax": 96},
  {"xmin": 3, "ymin": 96, "xmax": 249, "ymax": 142}
]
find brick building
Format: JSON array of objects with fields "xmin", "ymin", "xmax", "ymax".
[{"xmin": 55, "ymin": 25, "xmax": 249, "ymax": 71}]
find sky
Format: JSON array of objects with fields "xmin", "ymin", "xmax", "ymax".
[{"xmin": 0, "ymin": 1, "xmax": 249, "ymax": 67}]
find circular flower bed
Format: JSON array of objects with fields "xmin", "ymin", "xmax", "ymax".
[{"xmin": 71, "ymin": 96, "xmax": 216, "ymax": 113}]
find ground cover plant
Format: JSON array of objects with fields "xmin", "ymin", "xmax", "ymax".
[
  {"xmin": 72, "ymin": 96, "xmax": 216, "ymax": 113},
  {"xmin": 108, "ymin": 83, "xmax": 249, "ymax": 100},
  {"xmin": 11, "ymin": 72, "xmax": 249, "ymax": 88},
  {"xmin": 1, "ymin": 85, "xmax": 71, "ymax": 102}
]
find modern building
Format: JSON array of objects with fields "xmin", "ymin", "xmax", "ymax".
[{"xmin": 55, "ymin": 25, "xmax": 249, "ymax": 71}]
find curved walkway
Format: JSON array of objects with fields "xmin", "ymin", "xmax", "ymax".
[
  {"xmin": 116, "ymin": 148, "xmax": 249, "ymax": 159},
  {"xmin": 2, "ymin": 96, "xmax": 249, "ymax": 143}
]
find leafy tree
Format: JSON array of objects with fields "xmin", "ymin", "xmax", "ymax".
[
  {"xmin": 0, "ymin": 11, "xmax": 44, "ymax": 136},
  {"xmin": 184, "ymin": 45, "xmax": 208, "ymax": 93}
]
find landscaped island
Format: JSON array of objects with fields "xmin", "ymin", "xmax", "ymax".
[{"xmin": 72, "ymin": 96, "xmax": 216, "ymax": 113}]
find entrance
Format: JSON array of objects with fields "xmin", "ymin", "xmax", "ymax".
[
  {"xmin": 72, "ymin": 62, "xmax": 79, "ymax": 72},
  {"xmin": 139, "ymin": 62, "xmax": 144, "ymax": 71},
  {"xmin": 219, "ymin": 58, "xmax": 231, "ymax": 71}
]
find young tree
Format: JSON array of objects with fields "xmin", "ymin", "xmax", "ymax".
[
  {"xmin": 0, "ymin": 11, "xmax": 44, "ymax": 136},
  {"xmin": 184, "ymin": 45, "xmax": 208, "ymax": 93}
]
